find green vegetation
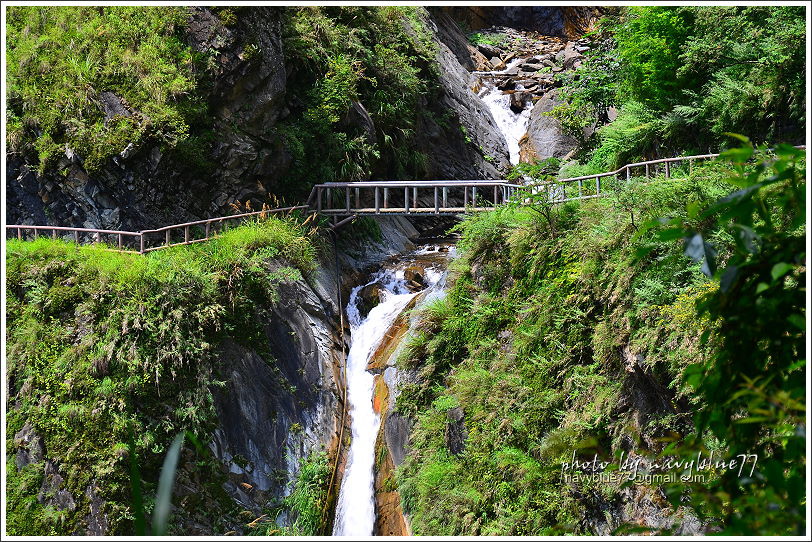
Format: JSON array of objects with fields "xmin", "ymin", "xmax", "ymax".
[
  {"xmin": 395, "ymin": 147, "xmax": 805, "ymax": 535},
  {"xmin": 551, "ymin": 6, "xmax": 805, "ymax": 176},
  {"xmin": 648, "ymin": 140, "xmax": 806, "ymax": 534},
  {"xmin": 5, "ymin": 217, "xmax": 317, "ymax": 535},
  {"xmin": 6, "ymin": 6, "xmax": 206, "ymax": 173},
  {"xmin": 278, "ymin": 6, "xmax": 439, "ymax": 197},
  {"xmin": 467, "ymin": 31, "xmax": 507, "ymax": 48},
  {"xmin": 248, "ymin": 451, "xmax": 331, "ymax": 536}
]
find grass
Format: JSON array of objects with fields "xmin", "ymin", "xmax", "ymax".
[
  {"xmin": 6, "ymin": 6, "xmax": 207, "ymax": 173},
  {"xmin": 394, "ymin": 164, "xmax": 743, "ymax": 535},
  {"xmin": 5, "ymin": 216, "xmax": 318, "ymax": 535}
]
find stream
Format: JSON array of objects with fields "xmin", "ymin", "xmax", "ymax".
[
  {"xmin": 477, "ymin": 57, "xmax": 532, "ymax": 165},
  {"xmin": 332, "ymin": 244, "xmax": 453, "ymax": 536}
]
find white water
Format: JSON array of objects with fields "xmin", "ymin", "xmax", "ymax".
[
  {"xmin": 477, "ymin": 58, "xmax": 531, "ymax": 165},
  {"xmin": 332, "ymin": 251, "xmax": 448, "ymax": 536}
]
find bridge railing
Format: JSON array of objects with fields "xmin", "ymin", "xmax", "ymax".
[
  {"xmin": 138, "ymin": 205, "xmax": 309, "ymax": 253},
  {"xmin": 309, "ymin": 180, "xmax": 524, "ymax": 215},
  {"xmin": 6, "ymin": 146, "xmax": 804, "ymax": 252}
]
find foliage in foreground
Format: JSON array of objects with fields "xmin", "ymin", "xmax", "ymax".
[
  {"xmin": 395, "ymin": 148, "xmax": 805, "ymax": 535},
  {"xmin": 5, "ymin": 217, "xmax": 317, "ymax": 535},
  {"xmin": 647, "ymin": 140, "xmax": 806, "ymax": 534}
]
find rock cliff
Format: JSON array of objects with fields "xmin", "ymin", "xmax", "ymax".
[{"xmin": 6, "ymin": 7, "xmax": 510, "ymax": 232}]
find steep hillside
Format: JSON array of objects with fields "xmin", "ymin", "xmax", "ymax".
[
  {"xmin": 6, "ymin": 6, "xmax": 508, "ymax": 231},
  {"xmin": 392, "ymin": 148, "xmax": 806, "ymax": 535}
]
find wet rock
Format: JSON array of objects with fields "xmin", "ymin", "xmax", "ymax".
[
  {"xmin": 509, "ymin": 91, "xmax": 530, "ymax": 113},
  {"xmin": 384, "ymin": 412, "xmax": 412, "ymax": 467},
  {"xmin": 357, "ymin": 282, "xmax": 384, "ymax": 317},
  {"xmin": 403, "ymin": 265, "xmax": 425, "ymax": 286}
]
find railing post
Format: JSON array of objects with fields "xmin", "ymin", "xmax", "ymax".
[
  {"xmin": 464, "ymin": 186, "xmax": 469, "ymax": 208},
  {"xmin": 345, "ymin": 187, "xmax": 351, "ymax": 213},
  {"xmin": 140, "ymin": 234, "xmax": 145, "ymax": 254},
  {"xmin": 413, "ymin": 187, "xmax": 417, "ymax": 210},
  {"xmin": 375, "ymin": 187, "xmax": 381, "ymax": 214},
  {"xmin": 434, "ymin": 187, "xmax": 439, "ymax": 214},
  {"xmin": 355, "ymin": 187, "xmax": 360, "ymax": 209},
  {"xmin": 645, "ymin": 163, "xmax": 650, "ymax": 178},
  {"xmin": 74, "ymin": 230, "xmax": 79, "ymax": 243},
  {"xmin": 165, "ymin": 229, "xmax": 171, "ymax": 246},
  {"xmin": 665, "ymin": 161, "xmax": 670, "ymax": 179},
  {"xmin": 317, "ymin": 188, "xmax": 322, "ymax": 214},
  {"xmin": 493, "ymin": 186, "xmax": 498, "ymax": 207},
  {"xmin": 184, "ymin": 226, "xmax": 190, "ymax": 244},
  {"xmin": 578, "ymin": 179, "xmax": 583, "ymax": 198},
  {"xmin": 626, "ymin": 167, "xmax": 631, "ymax": 181},
  {"xmin": 52, "ymin": 229, "xmax": 57, "ymax": 240},
  {"xmin": 596, "ymin": 176, "xmax": 601, "ymax": 195},
  {"xmin": 404, "ymin": 187, "xmax": 409, "ymax": 213},
  {"xmin": 118, "ymin": 233, "xmax": 123, "ymax": 248},
  {"xmin": 383, "ymin": 187, "xmax": 389, "ymax": 209},
  {"xmin": 443, "ymin": 187, "xmax": 448, "ymax": 208},
  {"xmin": 472, "ymin": 187, "xmax": 477, "ymax": 209},
  {"xmin": 205, "ymin": 222, "xmax": 211, "ymax": 239}
]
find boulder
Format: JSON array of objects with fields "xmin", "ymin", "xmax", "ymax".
[
  {"xmin": 357, "ymin": 282, "xmax": 384, "ymax": 316},
  {"xmin": 519, "ymin": 89, "xmax": 578, "ymax": 162},
  {"xmin": 403, "ymin": 264, "xmax": 425, "ymax": 285},
  {"xmin": 477, "ymin": 42, "xmax": 503, "ymax": 59},
  {"xmin": 489, "ymin": 56, "xmax": 506, "ymax": 70}
]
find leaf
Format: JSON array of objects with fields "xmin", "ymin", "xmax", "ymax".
[
  {"xmin": 152, "ymin": 432, "xmax": 185, "ymax": 536},
  {"xmin": 770, "ymin": 262, "xmax": 793, "ymax": 281},
  {"xmin": 732, "ymin": 224, "xmax": 759, "ymax": 254},
  {"xmin": 656, "ymin": 227, "xmax": 687, "ymax": 242},
  {"xmin": 787, "ymin": 314, "xmax": 805, "ymax": 331},
  {"xmin": 719, "ymin": 266, "xmax": 739, "ymax": 293},
  {"xmin": 684, "ymin": 233, "xmax": 717, "ymax": 277},
  {"xmin": 755, "ymin": 282, "xmax": 770, "ymax": 295}
]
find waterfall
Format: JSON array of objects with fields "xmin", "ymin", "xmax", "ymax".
[
  {"xmin": 477, "ymin": 58, "xmax": 531, "ymax": 165},
  {"xmin": 332, "ymin": 247, "xmax": 449, "ymax": 536}
]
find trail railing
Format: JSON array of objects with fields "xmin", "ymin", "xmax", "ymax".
[
  {"xmin": 6, "ymin": 206, "xmax": 308, "ymax": 254},
  {"xmin": 6, "ymin": 147, "xmax": 804, "ymax": 254}
]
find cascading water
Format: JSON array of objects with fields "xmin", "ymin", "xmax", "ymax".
[
  {"xmin": 477, "ymin": 58, "xmax": 531, "ymax": 165},
  {"xmin": 332, "ymin": 247, "xmax": 450, "ymax": 536}
]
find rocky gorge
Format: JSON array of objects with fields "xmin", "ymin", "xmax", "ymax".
[{"xmin": 8, "ymin": 3, "xmax": 802, "ymax": 538}]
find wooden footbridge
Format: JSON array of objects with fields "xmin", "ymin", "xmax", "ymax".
[{"xmin": 5, "ymin": 149, "xmax": 803, "ymax": 254}]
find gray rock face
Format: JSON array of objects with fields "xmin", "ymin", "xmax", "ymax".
[
  {"xmin": 210, "ymin": 265, "xmax": 342, "ymax": 512},
  {"xmin": 444, "ymin": 407, "xmax": 467, "ymax": 456},
  {"xmin": 418, "ymin": 11, "xmax": 511, "ymax": 180},
  {"xmin": 6, "ymin": 7, "xmax": 293, "ymax": 231},
  {"xmin": 519, "ymin": 89, "xmax": 578, "ymax": 162}
]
